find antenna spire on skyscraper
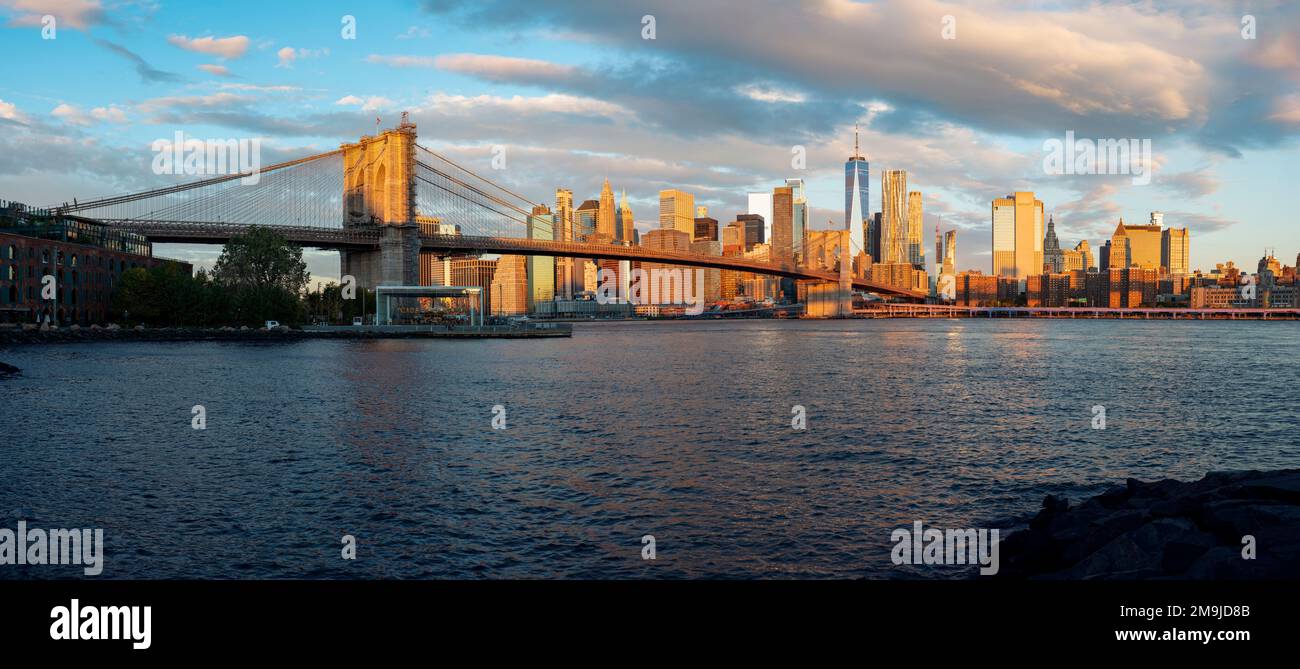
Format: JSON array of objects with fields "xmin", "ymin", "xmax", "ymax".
[{"xmin": 854, "ymin": 122, "xmax": 860, "ymax": 157}]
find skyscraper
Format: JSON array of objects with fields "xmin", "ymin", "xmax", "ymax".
[
  {"xmin": 693, "ymin": 213, "xmax": 719, "ymax": 242},
  {"xmin": 1112, "ymin": 218, "xmax": 1161, "ymax": 270},
  {"xmin": 576, "ymin": 200, "xmax": 599, "ymax": 241},
  {"xmin": 526, "ymin": 205, "xmax": 555, "ymax": 312},
  {"xmin": 771, "ymin": 185, "xmax": 794, "ymax": 261},
  {"xmin": 991, "ymin": 192, "xmax": 1044, "ymax": 280},
  {"xmin": 907, "ymin": 190, "xmax": 923, "ymax": 269},
  {"xmin": 618, "ymin": 190, "xmax": 635, "ymax": 244},
  {"xmin": 943, "ymin": 230, "xmax": 956, "ymax": 276},
  {"xmin": 555, "ymin": 188, "xmax": 576, "ymax": 300},
  {"xmin": 1162, "ymin": 226, "xmax": 1189, "ymax": 276},
  {"xmin": 659, "ymin": 189, "xmax": 695, "ymax": 236},
  {"xmin": 597, "ymin": 178, "xmax": 616, "ymax": 239},
  {"xmin": 1043, "ymin": 215, "xmax": 1064, "ymax": 273},
  {"xmin": 736, "ymin": 214, "xmax": 765, "ymax": 250},
  {"xmin": 747, "ymin": 192, "xmax": 773, "ymax": 244},
  {"xmin": 845, "ymin": 125, "xmax": 869, "ymax": 259},
  {"xmin": 786, "ymin": 178, "xmax": 807, "ymax": 263},
  {"xmin": 880, "ymin": 170, "xmax": 907, "ymax": 265}
]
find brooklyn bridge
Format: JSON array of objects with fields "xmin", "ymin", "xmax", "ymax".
[{"xmin": 41, "ymin": 121, "xmax": 924, "ymax": 301}]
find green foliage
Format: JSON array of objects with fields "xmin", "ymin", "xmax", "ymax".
[{"xmin": 110, "ymin": 227, "xmax": 313, "ymax": 327}]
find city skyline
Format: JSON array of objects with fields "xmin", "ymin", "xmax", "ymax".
[{"xmin": 2, "ymin": 0, "xmax": 1299, "ymax": 281}]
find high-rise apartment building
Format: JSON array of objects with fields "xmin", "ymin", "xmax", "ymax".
[
  {"xmin": 659, "ymin": 189, "xmax": 695, "ymax": 236},
  {"xmin": 991, "ymin": 192, "xmax": 1044, "ymax": 281},
  {"xmin": 942, "ymin": 230, "xmax": 956, "ymax": 276},
  {"xmin": 880, "ymin": 170, "xmax": 907, "ymax": 265}
]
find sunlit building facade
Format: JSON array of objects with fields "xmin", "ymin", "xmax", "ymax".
[{"xmin": 991, "ymin": 191, "xmax": 1044, "ymax": 281}]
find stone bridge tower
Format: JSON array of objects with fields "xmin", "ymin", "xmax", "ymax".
[{"xmin": 340, "ymin": 118, "xmax": 421, "ymax": 289}]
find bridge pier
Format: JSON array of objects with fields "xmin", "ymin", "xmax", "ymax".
[{"xmin": 341, "ymin": 223, "xmax": 421, "ymax": 290}]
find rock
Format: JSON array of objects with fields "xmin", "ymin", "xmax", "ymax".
[
  {"xmin": 998, "ymin": 469, "xmax": 1300, "ymax": 580},
  {"xmin": 107, "ymin": 323, "xmax": 120, "ymax": 330},
  {"xmin": 22, "ymin": 323, "xmax": 36, "ymax": 331},
  {"xmin": 240, "ymin": 326, "xmax": 249, "ymax": 331},
  {"xmin": 90, "ymin": 324, "xmax": 101, "ymax": 330},
  {"xmin": 133, "ymin": 325, "xmax": 145, "ymax": 331},
  {"xmin": 0, "ymin": 361, "xmax": 20, "ymax": 376}
]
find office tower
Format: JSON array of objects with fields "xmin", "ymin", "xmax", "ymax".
[
  {"xmin": 1162, "ymin": 226, "xmax": 1189, "ymax": 276},
  {"xmin": 576, "ymin": 200, "xmax": 599, "ymax": 241},
  {"xmin": 943, "ymin": 230, "xmax": 956, "ymax": 276},
  {"xmin": 771, "ymin": 185, "xmax": 794, "ymax": 261},
  {"xmin": 1043, "ymin": 215, "xmax": 1064, "ymax": 273},
  {"xmin": 748, "ymin": 192, "xmax": 773, "ymax": 244},
  {"xmin": 881, "ymin": 170, "xmax": 907, "ymax": 265},
  {"xmin": 598, "ymin": 178, "xmax": 616, "ymax": 239},
  {"xmin": 452, "ymin": 257, "xmax": 498, "ymax": 315},
  {"xmin": 1100, "ymin": 240, "xmax": 1112, "ymax": 271},
  {"xmin": 867, "ymin": 212, "xmax": 882, "ymax": 263},
  {"xmin": 736, "ymin": 214, "xmax": 765, "ymax": 250},
  {"xmin": 690, "ymin": 239, "xmax": 722, "ymax": 303},
  {"xmin": 786, "ymin": 178, "xmax": 807, "ymax": 262},
  {"xmin": 659, "ymin": 189, "xmax": 695, "ymax": 236},
  {"xmin": 907, "ymin": 190, "xmax": 923, "ymax": 269},
  {"xmin": 694, "ymin": 214, "xmax": 719, "ymax": 242},
  {"xmin": 845, "ymin": 124, "xmax": 869, "ymax": 258},
  {"xmin": 526, "ymin": 205, "xmax": 556, "ymax": 313},
  {"xmin": 617, "ymin": 190, "xmax": 635, "ymax": 244},
  {"xmin": 554, "ymin": 188, "xmax": 576, "ymax": 300},
  {"xmin": 1112, "ymin": 218, "xmax": 1161, "ymax": 270},
  {"xmin": 490, "ymin": 255, "xmax": 528, "ymax": 316},
  {"xmin": 1075, "ymin": 240, "xmax": 1093, "ymax": 271},
  {"xmin": 991, "ymin": 192, "xmax": 1045, "ymax": 280}
]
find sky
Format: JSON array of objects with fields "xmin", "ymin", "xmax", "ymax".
[{"xmin": 2, "ymin": 0, "xmax": 1299, "ymax": 282}]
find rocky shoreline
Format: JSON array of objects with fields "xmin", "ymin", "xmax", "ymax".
[{"xmin": 999, "ymin": 469, "xmax": 1300, "ymax": 579}]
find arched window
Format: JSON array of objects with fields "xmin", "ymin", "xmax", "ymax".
[
  {"xmin": 42, "ymin": 249, "xmax": 50, "ymax": 264},
  {"xmin": 6, "ymin": 244, "xmax": 13, "ymax": 260}
]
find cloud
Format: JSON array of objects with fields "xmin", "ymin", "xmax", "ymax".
[
  {"xmin": 198, "ymin": 64, "xmax": 231, "ymax": 77},
  {"xmin": 433, "ymin": 53, "xmax": 580, "ymax": 83},
  {"xmin": 93, "ymin": 38, "xmax": 182, "ymax": 83},
  {"xmin": 167, "ymin": 34, "xmax": 250, "ymax": 59},
  {"xmin": 396, "ymin": 25, "xmax": 430, "ymax": 40},
  {"xmin": 0, "ymin": 98, "xmax": 26, "ymax": 123},
  {"xmin": 0, "ymin": 0, "xmax": 104, "ymax": 29},
  {"xmin": 276, "ymin": 46, "xmax": 328, "ymax": 68},
  {"xmin": 136, "ymin": 92, "xmax": 253, "ymax": 115},
  {"xmin": 365, "ymin": 54, "xmax": 437, "ymax": 68},
  {"xmin": 736, "ymin": 84, "xmax": 808, "ymax": 104},
  {"xmin": 335, "ymin": 95, "xmax": 396, "ymax": 112},
  {"xmin": 51, "ymin": 103, "xmax": 128, "ymax": 126}
]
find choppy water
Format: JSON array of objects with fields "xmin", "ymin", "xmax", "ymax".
[{"xmin": 2, "ymin": 319, "xmax": 1298, "ymax": 579}]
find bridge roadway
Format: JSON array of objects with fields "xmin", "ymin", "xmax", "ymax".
[{"xmin": 82, "ymin": 218, "xmax": 925, "ymax": 299}]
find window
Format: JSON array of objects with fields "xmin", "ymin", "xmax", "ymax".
[
  {"xmin": 71, "ymin": 254, "xmax": 78, "ymax": 267},
  {"xmin": 5, "ymin": 245, "xmax": 13, "ymax": 260},
  {"xmin": 42, "ymin": 249, "xmax": 49, "ymax": 264}
]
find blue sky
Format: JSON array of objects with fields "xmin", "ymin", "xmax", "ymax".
[{"xmin": 2, "ymin": 0, "xmax": 1299, "ymax": 281}]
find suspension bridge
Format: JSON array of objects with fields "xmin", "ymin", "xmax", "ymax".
[{"xmin": 41, "ymin": 121, "xmax": 924, "ymax": 300}]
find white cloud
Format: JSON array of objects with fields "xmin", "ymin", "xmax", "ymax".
[
  {"xmin": 0, "ymin": 0, "xmax": 103, "ymax": 29},
  {"xmin": 167, "ymin": 34, "xmax": 250, "ymax": 59},
  {"xmin": 198, "ymin": 63, "xmax": 231, "ymax": 77},
  {"xmin": 51, "ymin": 103, "xmax": 127, "ymax": 126},
  {"xmin": 0, "ymin": 98, "xmax": 24, "ymax": 121},
  {"xmin": 396, "ymin": 25, "xmax": 430, "ymax": 40},
  {"xmin": 433, "ymin": 53, "xmax": 578, "ymax": 82},
  {"xmin": 736, "ymin": 83, "xmax": 807, "ymax": 104},
  {"xmin": 365, "ymin": 54, "xmax": 437, "ymax": 69},
  {"xmin": 276, "ymin": 46, "xmax": 328, "ymax": 68},
  {"xmin": 335, "ymin": 95, "xmax": 396, "ymax": 112},
  {"xmin": 136, "ymin": 92, "xmax": 252, "ymax": 114}
]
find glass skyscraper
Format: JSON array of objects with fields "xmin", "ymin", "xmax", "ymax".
[{"xmin": 844, "ymin": 125, "xmax": 869, "ymax": 259}]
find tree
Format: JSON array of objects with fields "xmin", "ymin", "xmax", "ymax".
[{"xmin": 210, "ymin": 227, "xmax": 310, "ymax": 325}]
